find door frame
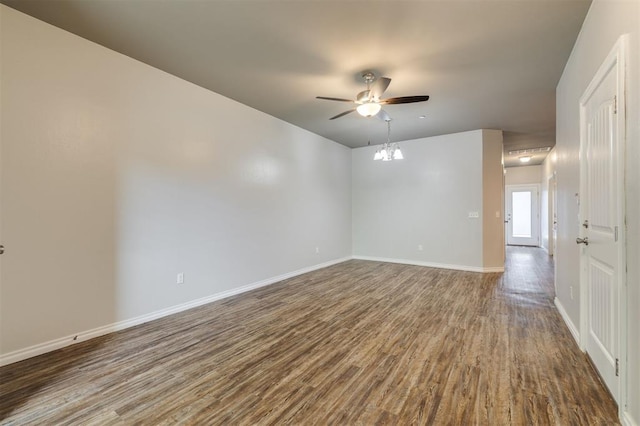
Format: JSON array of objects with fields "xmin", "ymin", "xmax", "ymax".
[
  {"xmin": 578, "ymin": 34, "xmax": 627, "ymax": 411},
  {"xmin": 505, "ymin": 184, "xmax": 540, "ymax": 247},
  {"xmin": 548, "ymin": 173, "xmax": 557, "ymax": 296},
  {"xmin": 548, "ymin": 173, "xmax": 557, "ymax": 257}
]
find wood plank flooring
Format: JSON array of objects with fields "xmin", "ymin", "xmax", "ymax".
[{"xmin": 1, "ymin": 247, "xmax": 619, "ymax": 424}]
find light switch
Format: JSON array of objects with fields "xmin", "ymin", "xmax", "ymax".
[{"xmin": 468, "ymin": 212, "xmax": 479, "ymax": 218}]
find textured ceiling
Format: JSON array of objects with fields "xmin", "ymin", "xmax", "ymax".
[{"xmin": 1, "ymin": 0, "xmax": 591, "ymax": 167}]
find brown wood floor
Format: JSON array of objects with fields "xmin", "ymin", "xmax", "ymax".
[{"xmin": 1, "ymin": 247, "xmax": 619, "ymax": 425}]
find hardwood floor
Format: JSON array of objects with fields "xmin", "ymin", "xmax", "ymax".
[{"xmin": 1, "ymin": 247, "xmax": 619, "ymax": 424}]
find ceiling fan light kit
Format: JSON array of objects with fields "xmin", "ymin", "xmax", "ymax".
[
  {"xmin": 356, "ymin": 102, "xmax": 381, "ymax": 117},
  {"xmin": 316, "ymin": 71, "xmax": 429, "ymax": 121},
  {"xmin": 316, "ymin": 71, "xmax": 426, "ymax": 161}
]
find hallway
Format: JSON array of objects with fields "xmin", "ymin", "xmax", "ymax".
[{"xmin": 503, "ymin": 245, "xmax": 556, "ymax": 304}]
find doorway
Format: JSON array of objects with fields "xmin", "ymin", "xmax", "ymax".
[{"xmin": 505, "ymin": 184, "xmax": 539, "ymax": 247}]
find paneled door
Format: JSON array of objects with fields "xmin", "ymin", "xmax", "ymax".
[
  {"xmin": 578, "ymin": 36, "xmax": 626, "ymax": 404},
  {"xmin": 505, "ymin": 185, "xmax": 539, "ymax": 246}
]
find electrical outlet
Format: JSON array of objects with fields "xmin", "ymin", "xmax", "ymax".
[
  {"xmin": 315, "ymin": 247, "xmax": 320, "ymax": 254},
  {"xmin": 177, "ymin": 272, "xmax": 184, "ymax": 284},
  {"xmin": 418, "ymin": 244, "xmax": 423, "ymax": 251}
]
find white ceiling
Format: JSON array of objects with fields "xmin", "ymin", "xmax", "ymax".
[{"xmin": 2, "ymin": 0, "xmax": 590, "ymax": 166}]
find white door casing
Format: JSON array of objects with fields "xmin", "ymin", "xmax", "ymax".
[
  {"xmin": 549, "ymin": 174, "xmax": 557, "ymax": 257},
  {"xmin": 549, "ymin": 174, "xmax": 558, "ymax": 296},
  {"xmin": 506, "ymin": 184, "xmax": 539, "ymax": 246},
  {"xmin": 578, "ymin": 35, "xmax": 627, "ymax": 407}
]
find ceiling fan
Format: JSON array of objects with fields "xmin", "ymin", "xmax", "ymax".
[{"xmin": 316, "ymin": 71, "xmax": 429, "ymax": 121}]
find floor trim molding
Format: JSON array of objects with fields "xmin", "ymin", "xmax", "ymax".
[
  {"xmin": 0, "ymin": 256, "xmax": 351, "ymax": 367},
  {"xmin": 352, "ymin": 255, "xmax": 504, "ymax": 273},
  {"xmin": 554, "ymin": 296, "xmax": 580, "ymax": 345},
  {"xmin": 621, "ymin": 411, "xmax": 638, "ymax": 426}
]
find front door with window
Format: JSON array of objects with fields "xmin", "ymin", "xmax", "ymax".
[{"xmin": 506, "ymin": 185, "xmax": 539, "ymax": 246}]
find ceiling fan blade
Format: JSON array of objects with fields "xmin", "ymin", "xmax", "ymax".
[
  {"xmin": 370, "ymin": 77, "xmax": 391, "ymax": 100},
  {"xmin": 375, "ymin": 109, "xmax": 391, "ymax": 122},
  {"xmin": 381, "ymin": 95, "xmax": 430, "ymax": 105},
  {"xmin": 356, "ymin": 90, "xmax": 370, "ymax": 102},
  {"xmin": 329, "ymin": 109, "xmax": 356, "ymax": 120},
  {"xmin": 316, "ymin": 96, "xmax": 355, "ymax": 103}
]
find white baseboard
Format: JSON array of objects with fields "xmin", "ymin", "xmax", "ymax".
[
  {"xmin": 622, "ymin": 411, "xmax": 638, "ymax": 426},
  {"xmin": 482, "ymin": 266, "xmax": 506, "ymax": 273},
  {"xmin": 352, "ymin": 255, "xmax": 504, "ymax": 273},
  {"xmin": 0, "ymin": 256, "xmax": 351, "ymax": 367},
  {"xmin": 554, "ymin": 297, "xmax": 580, "ymax": 345}
]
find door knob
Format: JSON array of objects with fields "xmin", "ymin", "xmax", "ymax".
[
  {"xmin": 582, "ymin": 220, "xmax": 589, "ymax": 228},
  {"xmin": 0, "ymin": 245, "xmax": 4, "ymax": 254},
  {"xmin": 576, "ymin": 237, "xmax": 589, "ymax": 246}
]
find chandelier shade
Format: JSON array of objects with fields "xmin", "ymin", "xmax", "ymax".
[{"xmin": 373, "ymin": 119, "xmax": 403, "ymax": 162}]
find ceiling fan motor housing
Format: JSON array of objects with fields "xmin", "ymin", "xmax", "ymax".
[
  {"xmin": 316, "ymin": 71, "xmax": 429, "ymax": 120},
  {"xmin": 362, "ymin": 71, "xmax": 376, "ymax": 85}
]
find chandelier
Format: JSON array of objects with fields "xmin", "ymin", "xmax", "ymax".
[{"xmin": 374, "ymin": 119, "xmax": 403, "ymax": 161}]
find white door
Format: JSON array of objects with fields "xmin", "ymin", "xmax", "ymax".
[
  {"xmin": 578, "ymin": 37, "xmax": 626, "ymax": 403},
  {"xmin": 506, "ymin": 185, "xmax": 539, "ymax": 246}
]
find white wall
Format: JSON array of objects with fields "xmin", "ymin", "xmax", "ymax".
[
  {"xmin": 540, "ymin": 148, "xmax": 557, "ymax": 252},
  {"xmin": 556, "ymin": 0, "xmax": 639, "ymax": 423},
  {"xmin": 0, "ymin": 7, "xmax": 352, "ymax": 361},
  {"xmin": 352, "ymin": 129, "xmax": 503, "ymax": 272},
  {"xmin": 504, "ymin": 165, "xmax": 542, "ymax": 186}
]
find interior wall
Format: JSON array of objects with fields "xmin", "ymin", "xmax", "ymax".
[
  {"xmin": 482, "ymin": 129, "xmax": 505, "ymax": 268},
  {"xmin": 556, "ymin": 0, "xmax": 639, "ymax": 422},
  {"xmin": 504, "ymin": 164, "xmax": 542, "ymax": 186},
  {"xmin": 352, "ymin": 129, "xmax": 503, "ymax": 272},
  {"xmin": 0, "ymin": 7, "xmax": 352, "ymax": 359},
  {"xmin": 540, "ymin": 148, "xmax": 557, "ymax": 252}
]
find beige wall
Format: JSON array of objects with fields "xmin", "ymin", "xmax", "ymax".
[
  {"xmin": 0, "ymin": 7, "xmax": 352, "ymax": 362},
  {"xmin": 482, "ymin": 130, "xmax": 505, "ymax": 269},
  {"xmin": 504, "ymin": 165, "xmax": 542, "ymax": 186}
]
